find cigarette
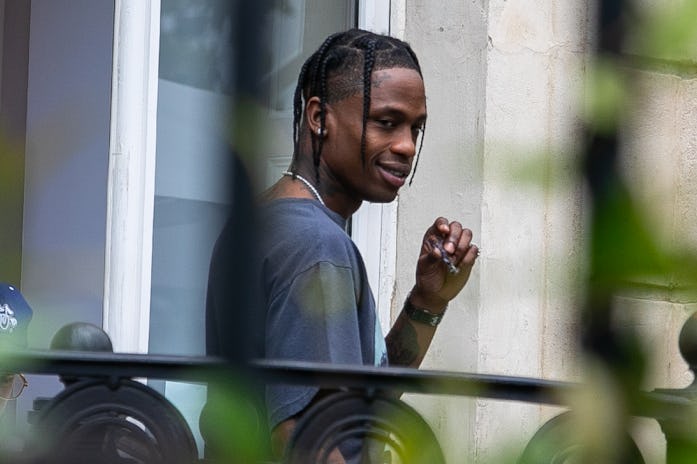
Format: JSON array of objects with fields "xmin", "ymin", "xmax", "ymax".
[{"xmin": 430, "ymin": 239, "xmax": 459, "ymax": 274}]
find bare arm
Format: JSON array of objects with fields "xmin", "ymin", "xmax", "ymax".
[
  {"xmin": 272, "ymin": 218, "xmax": 478, "ymax": 456},
  {"xmin": 385, "ymin": 292, "xmax": 443, "ymax": 368},
  {"xmin": 386, "ymin": 217, "xmax": 479, "ymax": 368}
]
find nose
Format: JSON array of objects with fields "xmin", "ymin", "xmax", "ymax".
[{"xmin": 390, "ymin": 126, "xmax": 417, "ymax": 158}]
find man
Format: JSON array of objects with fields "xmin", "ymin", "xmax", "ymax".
[
  {"xmin": 0, "ymin": 283, "xmax": 33, "ymax": 460},
  {"xmin": 0, "ymin": 283, "xmax": 32, "ymax": 415},
  {"xmin": 257, "ymin": 29, "xmax": 479, "ymax": 461}
]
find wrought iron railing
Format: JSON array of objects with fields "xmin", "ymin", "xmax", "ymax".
[
  {"xmin": 4, "ymin": 321, "xmax": 697, "ymax": 464},
  {"xmin": 4, "ymin": 0, "xmax": 695, "ymax": 462}
]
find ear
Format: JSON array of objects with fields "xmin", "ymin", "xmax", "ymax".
[{"xmin": 305, "ymin": 96, "xmax": 323, "ymax": 136}]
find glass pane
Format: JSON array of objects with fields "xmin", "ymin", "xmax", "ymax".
[
  {"xmin": 256, "ymin": 0, "xmax": 355, "ymax": 189},
  {"xmin": 265, "ymin": 0, "xmax": 355, "ymax": 112},
  {"xmin": 150, "ymin": 0, "xmax": 233, "ymax": 358},
  {"xmin": 158, "ymin": 0, "xmax": 232, "ymax": 94},
  {"xmin": 150, "ymin": 0, "xmax": 355, "ymax": 456},
  {"xmin": 149, "ymin": 0, "xmax": 354, "ymax": 357}
]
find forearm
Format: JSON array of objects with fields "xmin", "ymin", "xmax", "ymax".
[{"xmin": 385, "ymin": 289, "xmax": 447, "ymax": 368}]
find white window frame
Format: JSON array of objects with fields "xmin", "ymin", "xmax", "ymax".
[
  {"xmin": 105, "ymin": 0, "xmax": 398, "ymax": 351},
  {"xmin": 104, "ymin": 0, "xmax": 160, "ymax": 353}
]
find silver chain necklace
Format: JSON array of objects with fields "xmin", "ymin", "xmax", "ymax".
[{"xmin": 282, "ymin": 171, "xmax": 326, "ymax": 206}]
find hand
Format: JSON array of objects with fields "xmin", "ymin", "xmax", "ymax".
[{"xmin": 412, "ymin": 217, "xmax": 479, "ymax": 310}]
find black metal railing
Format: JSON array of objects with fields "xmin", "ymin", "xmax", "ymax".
[
  {"xmin": 4, "ymin": 322, "xmax": 697, "ymax": 464},
  {"xmin": 4, "ymin": 0, "xmax": 695, "ymax": 462}
]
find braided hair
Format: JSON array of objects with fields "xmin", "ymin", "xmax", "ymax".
[{"xmin": 290, "ymin": 29, "xmax": 426, "ymax": 185}]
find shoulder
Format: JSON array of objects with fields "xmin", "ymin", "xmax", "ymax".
[
  {"xmin": 259, "ymin": 200, "xmax": 361, "ymax": 277},
  {"xmin": 261, "ymin": 199, "xmax": 351, "ymax": 249}
]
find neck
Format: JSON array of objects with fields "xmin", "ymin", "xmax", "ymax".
[
  {"xmin": 290, "ymin": 152, "xmax": 363, "ymax": 219},
  {"xmin": 282, "ymin": 171, "xmax": 325, "ymax": 206}
]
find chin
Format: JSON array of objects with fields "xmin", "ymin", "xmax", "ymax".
[{"xmin": 366, "ymin": 191, "xmax": 399, "ymax": 204}]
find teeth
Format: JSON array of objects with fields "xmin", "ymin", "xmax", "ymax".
[{"xmin": 386, "ymin": 168, "xmax": 406, "ymax": 178}]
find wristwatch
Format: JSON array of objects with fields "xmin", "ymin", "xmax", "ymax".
[{"xmin": 404, "ymin": 297, "xmax": 446, "ymax": 327}]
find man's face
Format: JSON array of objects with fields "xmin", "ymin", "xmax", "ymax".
[{"xmin": 321, "ymin": 67, "xmax": 427, "ymax": 206}]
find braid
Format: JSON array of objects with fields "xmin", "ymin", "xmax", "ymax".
[
  {"xmin": 360, "ymin": 39, "xmax": 377, "ymax": 167},
  {"xmin": 290, "ymin": 29, "xmax": 426, "ymax": 185},
  {"xmin": 290, "ymin": 31, "xmax": 344, "ymax": 170},
  {"xmin": 409, "ymin": 124, "xmax": 426, "ymax": 186},
  {"xmin": 291, "ymin": 59, "xmax": 311, "ymax": 162},
  {"xmin": 315, "ymin": 52, "xmax": 332, "ymax": 183},
  {"xmin": 405, "ymin": 42, "xmax": 426, "ymax": 185},
  {"xmin": 307, "ymin": 37, "xmax": 331, "ymax": 169},
  {"xmin": 403, "ymin": 44, "xmax": 423, "ymax": 78}
]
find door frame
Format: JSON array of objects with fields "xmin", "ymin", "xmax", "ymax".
[{"xmin": 104, "ymin": 0, "xmax": 396, "ymax": 352}]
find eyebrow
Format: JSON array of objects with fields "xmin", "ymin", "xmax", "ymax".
[{"xmin": 370, "ymin": 105, "xmax": 427, "ymax": 122}]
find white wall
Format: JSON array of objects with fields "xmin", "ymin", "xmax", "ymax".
[
  {"xmin": 476, "ymin": 2, "xmax": 591, "ymax": 461},
  {"xmin": 395, "ymin": 0, "xmax": 488, "ymax": 460},
  {"xmin": 395, "ymin": 1, "xmax": 697, "ymax": 463},
  {"xmin": 613, "ymin": 5, "xmax": 697, "ymax": 460},
  {"xmin": 396, "ymin": 1, "xmax": 588, "ymax": 462}
]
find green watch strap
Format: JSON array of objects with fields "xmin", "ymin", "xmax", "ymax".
[{"xmin": 404, "ymin": 298, "xmax": 446, "ymax": 327}]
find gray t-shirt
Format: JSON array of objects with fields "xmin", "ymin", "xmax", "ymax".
[{"xmin": 259, "ymin": 198, "xmax": 388, "ymax": 430}]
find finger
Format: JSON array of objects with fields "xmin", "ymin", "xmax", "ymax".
[
  {"xmin": 433, "ymin": 217, "xmax": 450, "ymax": 236},
  {"xmin": 449, "ymin": 229, "xmax": 474, "ymax": 267},
  {"xmin": 428, "ymin": 238, "xmax": 459, "ymax": 273},
  {"xmin": 456, "ymin": 227, "xmax": 473, "ymax": 251},
  {"xmin": 426, "ymin": 217, "xmax": 451, "ymax": 254},
  {"xmin": 459, "ymin": 240, "xmax": 479, "ymax": 266},
  {"xmin": 443, "ymin": 221, "xmax": 463, "ymax": 254}
]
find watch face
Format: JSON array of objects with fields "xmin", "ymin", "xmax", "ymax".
[{"xmin": 405, "ymin": 299, "xmax": 443, "ymax": 327}]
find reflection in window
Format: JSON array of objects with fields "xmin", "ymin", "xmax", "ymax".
[{"xmin": 159, "ymin": 0, "xmax": 232, "ymax": 94}]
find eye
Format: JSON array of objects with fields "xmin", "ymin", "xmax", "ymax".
[
  {"xmin": 411, "ymin": 124, "xmax": 424, "ymax": 138},
  {"xmin": 377, "ymin": 119, "xmax": 395, "ymax": 128}
]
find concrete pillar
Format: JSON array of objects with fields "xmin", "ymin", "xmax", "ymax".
[{"xmin": 398, "ymin": 1, "xmax": 590, "ymax": 461}]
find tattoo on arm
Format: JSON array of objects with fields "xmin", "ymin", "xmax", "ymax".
[{"xmin": 386, "ymin": 317, "xmax": 420, "ymax": 366}]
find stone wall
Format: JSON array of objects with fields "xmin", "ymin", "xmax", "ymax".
[{"xmin": 393, "ymin": 1, "xmax": 696, "ymax": 462}]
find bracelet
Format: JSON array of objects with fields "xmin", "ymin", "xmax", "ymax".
[{"xmin": 403, "ymin": 297, "xmax": 446, "ymax": 327}]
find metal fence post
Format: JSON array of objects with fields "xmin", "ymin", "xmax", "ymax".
[{"xmin": 654, "ymin": 313, "xmax": 697, "ymax": 464}]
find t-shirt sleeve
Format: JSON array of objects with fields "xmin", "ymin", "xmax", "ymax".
[{"xmin": 265, "ymin": 260, "xmax": 361, "ymax": 430}]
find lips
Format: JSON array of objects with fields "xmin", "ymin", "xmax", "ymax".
[{"xmin": 377, "ymin": 162, "xmax": 411, "ymax": 188}]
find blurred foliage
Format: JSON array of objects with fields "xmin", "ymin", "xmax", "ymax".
[
  {"xmin": 0, "ymin": 350, "xmax": 31, "ymax": 376},
  {"xmin": 479, "ymin": 0, "xmax": 697, "ymax": 462},
  {"xmin": 3, "ymin": 0, "xmax": 697, "ymax": 463},
  {"xmin": 584, "ymin": 57, "xmax": 631, "ymax": 134},
  {"xmin": 532, "ymin": 0, "xmax": 697, "ymax": 461},
  {"xmin": 630, "ymin": 0, "xmax": 697, "ymax": 63},
  {"xmin": 199, "ymin": 373, "xmax": 268, "ymax": 463},
  {"xmin": 227, "ymin": 96, "xmax": 268, "ymax": 191}
]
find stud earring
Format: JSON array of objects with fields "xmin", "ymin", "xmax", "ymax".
[{"xmin": 316, "ymin": 128, "xmax": 323, "ymax": 136}]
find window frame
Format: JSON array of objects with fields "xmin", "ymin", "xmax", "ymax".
[{"xmin": 104, "ymin": 0, "xmax": 397, "ymax": 352}]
